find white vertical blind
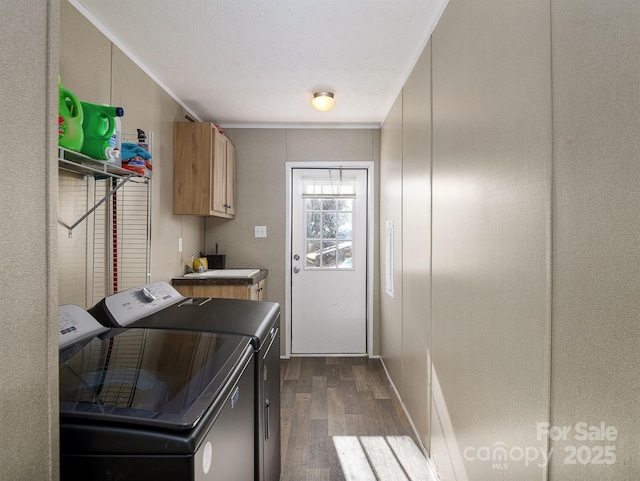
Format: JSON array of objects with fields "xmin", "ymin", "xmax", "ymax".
[{"xmin": 302, "ymin": 173, "xmax": 356, "ymax": 198}]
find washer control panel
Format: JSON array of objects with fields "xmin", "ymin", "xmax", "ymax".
[
  {"xmin": 103, "ymin": 281, "xmax": 185, "ymax": 327},
  {"xmin": 59, "ymin": 304, "xmax": 108, "ymax": 350}
]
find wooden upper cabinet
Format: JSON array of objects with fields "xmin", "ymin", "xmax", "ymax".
[
  {"xmin": 225, "ymin": 141, "xmax": 236, "ymax": 216},
  {"xmin": 173, "ymin": 122, "xmax": 236, "ymax": 217}
]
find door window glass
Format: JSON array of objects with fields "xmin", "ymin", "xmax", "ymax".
[{"xmin": 303, "ymin": 196, "xmax": 354, "ymax": 270}]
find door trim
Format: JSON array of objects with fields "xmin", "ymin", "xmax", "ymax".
[{"xmin": 285, "ymin": 161, "xmax": 375, "ymax": 358}]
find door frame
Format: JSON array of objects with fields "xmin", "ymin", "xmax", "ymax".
[{"xmin": 285, "ymin": 161, "xmax": 375, "ymax": 358}]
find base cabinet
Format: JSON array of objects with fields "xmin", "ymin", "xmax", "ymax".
[{"xmin": 173, "ymin": 279, "xmax": 266, "ymax": 301}]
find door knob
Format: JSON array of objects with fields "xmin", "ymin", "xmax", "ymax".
[
  {"xmin": 293, "ymin": 266, "xmax": 300, "ymax": 274},
  {"xmin": 293, "ymin": 254, "xmax": 300, "ymax": 261}
]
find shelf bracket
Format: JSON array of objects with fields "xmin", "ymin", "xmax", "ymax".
[{"xmin": 67, "ymin": 174, "xmax": 135, "ymax": 238}]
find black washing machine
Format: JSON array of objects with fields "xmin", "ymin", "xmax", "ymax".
[
  {"xmin": 58, "ymin": 304, "xmax": 255, "ymax": 481},
  {"xmin": 89, "ymin": 281, "xmax": 281, "ymax": 481}
]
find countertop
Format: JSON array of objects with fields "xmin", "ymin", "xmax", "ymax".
[{"xmin": 172, "ymin": 268, "xmax": 268, "ymax": 286}]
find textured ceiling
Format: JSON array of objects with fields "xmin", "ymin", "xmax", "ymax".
[{"xmin": 73, "ymin": 0, "xmax": 447, "ymax": 127}]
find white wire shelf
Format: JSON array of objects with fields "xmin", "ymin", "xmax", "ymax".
[
  {"xmin": 58, "ymin": 132, "xmax": 153, "ymax": 237},
  {"xmin": 58, "ymin": 147, "xmax": 150, "ymax": 181}
]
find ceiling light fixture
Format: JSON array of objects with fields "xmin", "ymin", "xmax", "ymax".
[{"xmin": 312, "ymin": 91, "xmax": 335, "ymax": 111}]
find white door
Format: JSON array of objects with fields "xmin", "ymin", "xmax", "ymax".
[{"xmin": 291, "ymin": 168, "xmax": 368, "ymax": 354}]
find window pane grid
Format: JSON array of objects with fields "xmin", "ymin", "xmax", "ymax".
[{"xmin": 304, "ymin": 197, "xmax": 354, "ymax": 270}]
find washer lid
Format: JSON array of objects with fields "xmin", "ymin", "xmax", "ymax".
[
  {"xmin": 59, "ymin": 328, "xmax": 250, "ymax": 430},
  {"xmin": 134, "ymin": 296, "xmax": 281, "ymax": 349}
]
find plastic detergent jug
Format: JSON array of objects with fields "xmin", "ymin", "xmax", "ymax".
[
  {"xmin": 108, "ymin": 116, "xmax": 122, "ymax": 164},
  {"xmin": 80, "ymin": 102, "xmax": 124, "ymax": 162},
  {"xmin": 58, "ymin": 79, "xmax": 84, "ymax": 151}
]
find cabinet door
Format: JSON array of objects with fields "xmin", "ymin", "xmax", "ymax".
[
  {"xmin": 212, "ymin": 128, "xmax": 228, "ymax": 215},
  {"xmin": 225, "ymin": 141, "xmax": 236, "ymax": 216},
  {"xmin": 250, "ymin": 283, "xmax": 259, "ymax": 300},
  {"xmin": 173, "ymin": 122, "xmax": 213, "ymax": 215},
  {"xmin": 250, "ymin": 279, "xmax": 266, "ymax": 301}
]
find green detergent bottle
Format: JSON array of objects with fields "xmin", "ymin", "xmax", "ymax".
[
  {"xmin": 58, "ymin": 78, "xmax": 84, "ymax": 151},
  {"xmin": 80, "ymin": 102, "xmax": 124, "ymax": 162}
]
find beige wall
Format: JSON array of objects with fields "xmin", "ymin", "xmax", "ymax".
[
  {"xmin": 0, "ymin": 1, "xmax": 60, "ymax": 480},
  {"xmin": 401, "ymin": 42, "xmax": 433, "ymax": 453},
  {"xmin": 379, "ymin": 94, "xmax": 404, "ymax": 384},
  {"xmin": 549, "ymin": 0, "xmax": 640, "ymax": 479},
  {"xmin": 207, "ymin": 128, "xmax": 380, "ymax": 356},
  {"xmin": 431, "ymin": 1, "xmax": 552, "ymax": 479},
  {"xmin": 379, "ymin": 0, "xmax": 639, "ymax": 480}
]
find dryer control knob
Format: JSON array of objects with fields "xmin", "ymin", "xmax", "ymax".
[{"xmin": 140, "ymin": 287, "xmax": 156, "ymax": 302}]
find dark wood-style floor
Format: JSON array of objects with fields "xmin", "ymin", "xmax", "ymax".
[{"xmin": 280, "ymin": 357, "xmax": 431, "ymax": 481}]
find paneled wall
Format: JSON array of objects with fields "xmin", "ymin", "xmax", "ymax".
[
  {"xmin": 379, "ymin": 0, "xmax": 639, "ymax": 480},
  {"xmin": 549, "ymin": 0, "xmax": 640, "ymax": 479},
  {"xmin": 58, "ymin": 0, "xmax": 202, "ymax": 306},
  {"xmin": 379, "ymin": 94, "xmax": 404, "ymax": 383},
  {"xmin": 431, "ymin": 1, "xmax": 552, "ymax": 479},
  {"xmin": 206, "ymin": 128, "xmax": 380, "ymax": 356},
  {"xmin": 401, "ymin": 43, "xmax": 433, "ymax": 453}
]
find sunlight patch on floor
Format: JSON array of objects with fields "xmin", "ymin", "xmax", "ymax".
[{"xmin": 333, "ymin": 435, "xmax": 438, "ymax": 481}]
